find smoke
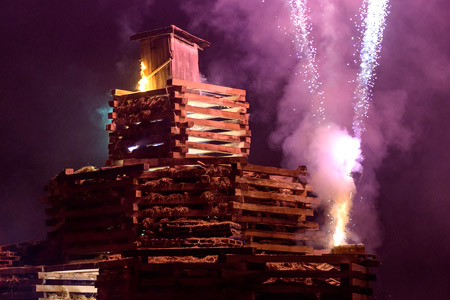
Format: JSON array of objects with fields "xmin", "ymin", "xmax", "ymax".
[{"xmin": 181, "ymin": 0, "xmax": 407, "ymax": 250}]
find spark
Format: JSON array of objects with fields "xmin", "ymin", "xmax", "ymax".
[
  {"xmin": 353, "ymin": 0, "xmax": 390, "ymax": 137},
  {"xmin": 289, "ymin": 0, "xmax": 326, "ymax": 123}
]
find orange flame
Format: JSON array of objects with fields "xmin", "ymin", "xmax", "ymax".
[
  {"xmin": 332, "ymin": 193, "xmax": 352, "ymax": 246},
  {"xmin": 138, "ymin": 61, "xmax": 150, "ymax": 92}
]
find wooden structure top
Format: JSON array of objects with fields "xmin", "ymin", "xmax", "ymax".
[
  {"xmin": 131, "ymin": 25, "xmax": 211, "ymax": 49},
  {"xmin": 132, "ymin": 25, "xmax": 211, "ymax": 90}
]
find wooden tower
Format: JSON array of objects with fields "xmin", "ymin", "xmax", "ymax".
[{"xmin": 0, "ymin": 26, "xmax": 379, "ymax": 300}]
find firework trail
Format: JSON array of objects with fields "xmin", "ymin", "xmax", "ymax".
[
  {"xmin": 353, "ymin": 0, "xmax": 390, "ymax": 137},
  {"xmin": 289, "ymin": 0, "xmax": 326, "ymax": 123},
  {"xmin": 287, "ymin": 0, "xmax": 390, "ymax": 247}
]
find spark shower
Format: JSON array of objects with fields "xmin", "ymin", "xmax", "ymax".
[{"xmin": 288, "ymin": 0, "xmax": 389, "ymax": 246}]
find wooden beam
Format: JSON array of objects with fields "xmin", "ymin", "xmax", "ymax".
[
  {"xmin": 243, "ymin": 229, "xmax": 322, "ymax": 241},
  {"xmin": 168, "ymin": 78, "xmax": 246, "ymax": 96},
  {"xmin": 238, "ymin": 163, "xmax": 301, "ymax": 177},
  {"xmin": 186, "ymin": 117, "xmax": 248, "ymax": 131},
  {"xmin": 177, "ymin": 93, "xmax": 248, "ymax": 108},
  {"xmin": 248, "ymin": 242, "xmax": 313, "ymax": 254},
  {"xmin": 232, "ymin": 215, "xmax": 318, "ymax": 229},
  {"xmin": 185, "ymin": 105, "xmax": 247, "ymax": 120},
  {"xmin": 36, "ymin": 284, "xmax": 97, "ymax": 293},
  {"xmin": 235, "ymin": 189, "xmax": 319, "ymax": 205},
  {"xmin": 186, "ymin": 129, "xmax": 249, "ymax": 143},
  {"xmin": 231, "ymin": 201, "xmax": 314, "ymax": 216},
  {"xmin": 186, "ymin": 141, "xmax": 247, "ymax": 155},
  {"xmin": 236, "ymin": 176, "xmax": 306, "ymax": 191}
]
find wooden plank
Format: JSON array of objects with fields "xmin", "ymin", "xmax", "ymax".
[
  {"xmin": 175, "ymin": 92, "xmax": 248, "ymax": 107},
  {"xmin": 0, "ymin": 291, "xmax": 44, "ymax": 299},
  {"xmin": 248, "ymin": 242, "xmax": 313, "ymax": 253},
  {"xmin": 236, "ymin": 176, "xmax": 306, "ymax": 191},
  {"xmin": 63, "ymin": 205, "xmax": 130, "ymax": 218},
  {"xmin": 39, "ymin": 271, "xmax": 98, "ymax": 281},
  {"xmin": 36, "ymin": 284, "xmax": 97, "ymax": 293},
  {"xmin": 243, "ymin": 229, "xmax": 320, "ymax": 241},
  {"xmin": 186, "ymin": 130, "xmax": 249, "ymax": 143},
  {"xmin": 111, "ymin": 88, "xmax": 134, "ymax": 96},
  {"xmin": 223, "ymin": 254, "xmax": 369, "ymax": 265},
  {"xmin": 186, "ymin": 117, "xmax": 247, "ymax": 131},
  {"xmin": 113, "ymin": 86, "xmax": 181, "ymax": 102},
  {"xmin": 138, "ymin": 182, "xmax": 219, "ymax": 192},
  {"xmin": 236, "ymin": 189, "xmax": 319, "ymax": 205},
  {"xmin": 0, "ymin": 266, "xmax": 42, "ymax": 275},
  {"xmin": 61, "ymin": 178, "xmax": 137, "ymax": 194},
  {"xmin": 118, "ymin": 156, "xmax": 247, "ymax": 167},
  {"xmin": 168, "ymin": 78, "xmax": 246, "ymax": 96},
  {"xmin": 122, "ymin": 247, "xmax": 255, "ymax": 257},
  {"xmin": 232, "ymin": 215, "xmax": 318, "ymax": 229},
  {"xmin": 62, "ymin": 165, "xmax": 148, "ymax": 180},
  {"xmin": 65, "ymin": 244, "xmax": 135, "ymax": 256},
  {"xmin": 63, "ymin": 230, "xmax": 133, "ymax": 243},
  {"xmin": 185, "ymin": 105, "xmax": 247, "ymax": 121},
  {"xmin": 138, "ymin": 262, "xmax": 245, "ymax": 272},
  {"xmin": 238, "ymin": 163, "xmax": 301, "ymax": 177},
  {"xmin": 231, "ymin": 201, "xmax": 313, "ymax": 216},
  {"xmin": 186, "ymin": 141, "xmax": 247, "ymax": 155}
]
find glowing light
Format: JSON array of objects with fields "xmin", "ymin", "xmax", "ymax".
[
  {"xmin": 289, "ymin": 0, "xmax": 326, "ymax": 123},
  {"xmin": 353, "ymin": 0, "xmax": 390, "ymax": 137},
  {"xmin": 329, "ymin": 132, "xmax": 362, "ymax": 246},
  {"xmin": 332, "ymin": 134, "xmax": 362, "ymax": 176},
  {"xmin": 138, "ymin": 61, "xmax": 151, "ymax": 92},
  {"xmin": 332, "ymin": 198, "xmax": 350, "ymax": 246},
  {"xmin": 128, "ymin": 145, "xmax": 139, "ymax": 152}
]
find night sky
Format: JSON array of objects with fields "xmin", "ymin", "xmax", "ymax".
[{"xmin": 1, "ymin": 1, "xmax": 449, "ymax": 299}]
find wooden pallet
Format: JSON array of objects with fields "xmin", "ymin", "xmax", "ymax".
[
  {"xmin": 93, "ymin": 250, "xmax": 378, "ymax": 300},
  {"xmin": 0, "ymin": 265, "xmax": 43, "ymax": 300},
  {"xmin": 36, "ymin": 263, "xmax": 98, "ymax": 300},
  {"xmin": 45, "ymin": 160, "xmax": 322, "ymax": 257},
  {"xmin": 106, "ymin": 79, "xmax": 250, "ymax": 162}
]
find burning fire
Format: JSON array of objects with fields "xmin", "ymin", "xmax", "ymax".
[
  {"xmin": 330, "ymin": 132, "xmax": 362, "ymax": 246},
  {"xmin": 138, "ymin": 61, "xmax": 151, "ymax": 92}
]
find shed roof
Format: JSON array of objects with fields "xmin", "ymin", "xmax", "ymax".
[{"xmin": 130, "ymin": 25, "xmax": 211, "ymax": 49}]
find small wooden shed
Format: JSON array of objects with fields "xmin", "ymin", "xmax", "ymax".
[{"xmin": 131, "ymin": 25, "xmax": 211, "ymax": 90}]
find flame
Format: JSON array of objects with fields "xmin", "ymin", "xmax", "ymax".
[
  {"xmin": 332, "ymin": 192, "xmax": 352, "ymax": 246},
  {"xmin": 138, "ymin": 61, "xmax": 151, "ymax": 92},
  {"xmin": 329, "ymin": 130, "xmax": 362, "ymax": 247}
]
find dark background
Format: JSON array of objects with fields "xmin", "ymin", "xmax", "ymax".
[{"xmin": 0, "ymin": 1, "xmax": 449, "ymax": 299}]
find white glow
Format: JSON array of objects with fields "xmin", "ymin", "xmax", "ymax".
[
  {"xmin": 128, "ymin": 145, "xmax": 139, "ymax": 152},
  {"xmin": 353, "ymin": 0, "xmax": 390, "ymax": 136}
]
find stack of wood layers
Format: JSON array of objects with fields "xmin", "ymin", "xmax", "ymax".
[
  {"xmin": 95, "ymin": 251, "xmax": 379, "ymax": 300},
  {"xmin": 106, "ymin": 79, "xmax": 250, "ymax": 163}
]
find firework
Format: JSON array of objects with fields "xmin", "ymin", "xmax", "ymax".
[
  {"xmin": 289, "ymin": 0, "xmax": 326, "ymax": 123},
  {"xmin": 353, "ymin": 0, "xmax": 390, "ymax": 137}
]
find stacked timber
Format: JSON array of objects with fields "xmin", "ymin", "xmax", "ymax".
[
  {"xmin": 106, "ymin": 79, "xmax": 250, "ymax": 162},
  {"xmin": 43, "ymin": 165, "xmax": 147, "ymax": 261},
  {"xmin": 0, "ymin": 266, "xmax": 43, "ymax": 300},
  {"xmin": 0, "ymin": 240, "xmax": 60, "ymax": 267},
  {"xmin": 0, "ymin": 249, "xmax": 19, "ymax": 268},
  {"xmin": 36, "ymin": 263, "xmax": 98, "ymax": 300},
  {"xmin": 43, "ymin": 157, "xmax": 319, "ymax": 261},
  {"xmin": 95, "ymin": 250, "xmax": 379, "ymax": 300}
]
